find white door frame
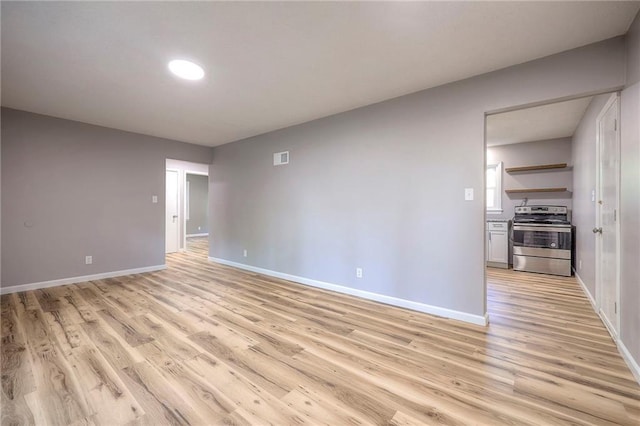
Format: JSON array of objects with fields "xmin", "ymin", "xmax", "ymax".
[
  {"xmin": 165, "ymin": 168, "xmax": 181, "ymax": 254},
  {"xmin": 183, "ymin": 170, "xmax": 209, "ymax": 250},
  {"xmin": 594, "ymin": 92, "xmax": 621, "ymax": 338}
]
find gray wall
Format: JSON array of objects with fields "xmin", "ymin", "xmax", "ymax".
[
  {"xmin": 627, "ymin": 9, "xmax": 640, "ymax": 87},
  {"xmin": 620, "ymin": 11, "xmax": 640, "ymax": 372},
  {"xmin": 571, "ymin": 94, "xmax": 611, "ymax": 295},
  {"xmin": 487, "ymin": 138, "xmax": 573, "ymax": 221},
  {"xmin": 1, "ymin": 108, "xmax": 212, "ymax": 288},
  {"xmin": 210, "ymin": 36, "xmax": 626, "ymax": 318},
  {"xmin": 186, "ymin": 173, "xmax": 209, "ymax": 235}
]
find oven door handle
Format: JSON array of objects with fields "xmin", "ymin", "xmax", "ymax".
[{"xmin": 513, "ymin": 225, "xmax": 572, "ymax": 233}]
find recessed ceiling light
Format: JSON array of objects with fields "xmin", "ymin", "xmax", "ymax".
[{"xmin": 168, "ymin": 59, "xmax": 205, "ymax": 81}]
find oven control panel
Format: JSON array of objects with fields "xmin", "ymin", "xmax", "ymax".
[{"xmin": 515, "ymin": 206, "xmax": 567, "ymax": 214}]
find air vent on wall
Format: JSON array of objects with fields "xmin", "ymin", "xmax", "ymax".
[{"xmin": 273, "ymin": 151, "xmax": 289, "ymax": 166}]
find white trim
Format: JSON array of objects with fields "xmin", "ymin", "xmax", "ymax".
[
  {"xmin": 0, "ymin": 265, "xmax": 166, "ymax": 295},
  {"xmin": 209, "ymin": 257, "xmax": 488, "ymax": 326},
  {"xmin": 186, "ymin": 233, "xmax": 209, "ymax": 238},
  {"xmin": 600, "ymin": 309, "xmax": 618, "ymax": 339},
  {"xmin": 618, "ymin": 339, "xmax": 640, "ymax": 385},
  {"xmin": 186, "ymin": 180, "xmax": 190, "ymax": 221},
  {"xmin": 184, "ymin": 170, "xmax": 209, "ymax": 177},
  {"xmin": 574, "ymin": 270, "xmax": 640, "ymax": 386},
  {"xmin": 574, "ymin": 270, "xmax": 596, "ymax": 310}
]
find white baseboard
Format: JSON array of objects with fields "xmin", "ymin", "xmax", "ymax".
[
  {"xmin": 574, "ymin": 269, "xmax": 596, "ymax": 311},
  {"xmin": 209, "ymin": 257, "xmax": 488, "ymax": 326},
  {"xmin": 0, "ymin": 265, "xmax": 166, "ymax": 295},
  {"xmin": 618, "ymin": 338, "xmax": 640, "ymax": 385},
  {"xmin": 186, "ymin": 233, "xmax": 209, "ymax": 238},
  {"xmin": 573, "ymin": 270, "xmax": 640, "ymax": 385}
]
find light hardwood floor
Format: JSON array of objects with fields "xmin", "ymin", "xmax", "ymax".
[{"xmin": 2, "ymin": 237, "xmax": 639, "ymax": 425}]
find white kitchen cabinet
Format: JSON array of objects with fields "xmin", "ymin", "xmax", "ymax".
[{"xmin": 487, "ymin": 221, "xmax": 509, "ymax": 268}]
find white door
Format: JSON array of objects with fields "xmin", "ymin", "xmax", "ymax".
[
  {"xmin": 596, "ymin": 94, "xmax": 620, "ymax": 337},
  {"xmin": 166, "ymin": 170, "xmax": 179, "ymax": 253}
]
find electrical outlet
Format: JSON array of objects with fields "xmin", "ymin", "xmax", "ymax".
[
  {"xmin": 356, "ymin": 268, "xmax": 363, "ymax": 278},
  {"xmin": 152, "ymin": 195, "xmax": 158, "ymax": 203},
  {"xmin": 198, "ymin": 226, "xmax": 201, "ymax": 231},
  {"xmin": 243, "ymin": 249, "xmax": 247, "ymax": 257},
  {"xmin": 85, "ymin": 256, "xmax": 93, "ymax": 265},
  {"xmin": 579, "ymin": 260, "xmax": 582, "ymax": 270}
]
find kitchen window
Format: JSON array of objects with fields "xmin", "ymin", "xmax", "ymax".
[{"xmin": 487, "ymin": 162, "xmax": 503, "ymax": 213}]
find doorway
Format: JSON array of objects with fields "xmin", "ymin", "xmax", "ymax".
[
  {"xmin": 482, "ymin": 92, "xmax": 621, "ymax": 336},
  {"xmin": 165, "ymin": 159, "xmax": 210, "ymax": 259},
  {"xmin": 165, "ymin": 169, "xmax": 180, "ymax": 253},
  {"xmin": 484, "ymin": 97, "xmax": 584, "ymax": 275},
  {"xmin": 595, "ymin": 93, "xmax": 621, "ymax": 337}
]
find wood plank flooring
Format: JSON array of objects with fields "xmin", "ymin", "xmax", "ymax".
[{"xmin": 2, "ymin": 237, "xmax": 639, "ymax": 425}]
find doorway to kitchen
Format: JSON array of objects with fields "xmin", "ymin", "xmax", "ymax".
[
  {"xmin": 484, "ymin": 97, "xmax": 581, "ymax": 277},
  {"xmin": 483, "ymin": 92, "xmax": 620, "ymax": 339}
]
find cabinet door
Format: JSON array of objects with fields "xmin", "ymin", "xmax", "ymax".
[
  {"xmin": 486, "ymin": 230, "xmax": 490, "ymax": 261},
  {"xmin": 489, "ymin": 231, "xmax": 508, "ymax": 263}
]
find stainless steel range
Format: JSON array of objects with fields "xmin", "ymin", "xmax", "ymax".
[{"xmin": 512, "ymin": 206, "xmax": 573, "ymax": 276}]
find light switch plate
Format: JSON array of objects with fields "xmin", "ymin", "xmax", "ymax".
[
  {"xmin": 152, "ymin": 195, "xmax": 158, "ymax": 203},
  {"xmin": 465, "ymin": 188, "xmax": 474, "ymax": 201}
]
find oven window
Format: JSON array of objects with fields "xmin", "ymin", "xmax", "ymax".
[{"xmin": 513, "ymin": 229, "xmax": 571, "ymax": 250}]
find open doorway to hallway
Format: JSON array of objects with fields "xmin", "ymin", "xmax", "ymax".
[{"xmin": 165, "ymin": 159, "xmax": 210, "ymax": 259}]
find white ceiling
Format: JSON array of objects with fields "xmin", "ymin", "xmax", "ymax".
[
  {"xmin": 486, "ymin": 96, "xmax": 594, "ymax": 147},
  {"xmin": 2, "ymin": 2, "xmax": 638, "ymax": 147}
]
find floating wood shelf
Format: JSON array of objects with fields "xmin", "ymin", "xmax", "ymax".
[
  {"xmin": 505, "ymin": 163, "xmax": 568, "ymax": 173},
  {"xmin": 505, "ymin": 187, "xmax": 568, "ymax": 194}
]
